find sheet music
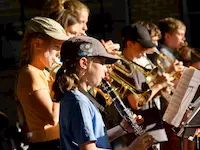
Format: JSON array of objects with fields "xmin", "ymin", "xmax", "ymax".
[{"xmin": 163, "ymin": 68, "xmax": 200, "ymax": 127}]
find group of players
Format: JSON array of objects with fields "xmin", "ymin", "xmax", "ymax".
[{"xmin": 14, "ymin": 0, "xmax": 200, "ymax": 150}]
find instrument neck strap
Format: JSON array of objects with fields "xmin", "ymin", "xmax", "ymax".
[{"xmin": 79, "ymin": 88, "xmax": 105, "ymax": 112}]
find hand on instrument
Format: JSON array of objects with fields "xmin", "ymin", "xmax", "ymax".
[
  {"xmin": 167, "ymin": 60, "xmax": 184, "ymax": 74},
  {"xmin": 119, "ymin": 114, "xmax": 144, "ymax": 134},
  {"xmin": 151, "ymin": 73, "xmax": 174, "ymax": 90},
  {"xmin": 173, "ymin": 60, "xmax": 185, "ymax": 72},
  {"xmin": 128, "ymin": 132, "xmax": 155, "ymax": 150},
  {"xmin": 179, "ymin": 46, "xmax": 192, "ymax": 61},
  {"xmin": 101, "ymin": 39, "xmax": 121, "ymax": 56},
  {"xmin": 167, "ymin": 60, "xmax": 185, "ymax": 74}
]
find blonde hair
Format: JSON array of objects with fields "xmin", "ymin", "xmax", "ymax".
[
  {"xmin": 20, "ymin": 33, "xmax": 51, "ymax": 67},
  {"xmin": 49, "ymin": 9, "xmax": 78, "ymax": 28},
  {"xmin": 63, "ymin": 0, "xmax": 89, "ymax": 21},
  {"xmin": 158, "ymin": 17, "xmax": 186, "ymax": 43},
  {"xmin": 52, "ymin": 55, "xmax": 81, "ymax": 101}
]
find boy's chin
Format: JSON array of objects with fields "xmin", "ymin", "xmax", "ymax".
[{"xmin": 95, "ymin": 81, "xmax": 102, "ymax": 87}]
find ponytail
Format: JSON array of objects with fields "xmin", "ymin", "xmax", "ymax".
[{"xmin": 52, "ymin": 64, "xmax": 79, "ymax": 101}]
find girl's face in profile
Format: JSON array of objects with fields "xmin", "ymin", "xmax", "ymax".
[
  {"xmin": 83, "ymin": 57, "xmax": 107, "ymax": 88},
  {"xmin": 40, "ymin": 38, "xmax": 63, "ymax": 68},
  {"xmin": 65, "ymin": 23, "xmax": 81, "ymax": 37},
  {"xmin": 78, "ymin": 9, "xmax": 89, "ymax": 35}
]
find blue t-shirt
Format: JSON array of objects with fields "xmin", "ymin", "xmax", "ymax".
[
  {"xmin": 158, "ymin": 44, "xmax": 176, "ymax": 68},
  {"xmin": 59, "ymin": 90, "xmax": 111, "ymax": 150}
]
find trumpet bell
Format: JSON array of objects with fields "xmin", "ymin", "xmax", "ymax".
[
  {"xmin": 108, "ymin": 69, "xmax": 152, "ymax": 109},
  {"xmin": 95, "ymin": 54, "xmax": 156, "ymax": 109},
  {"xmin": 146, "ymin": 67, "xmax": 158, "ymax": 84}
]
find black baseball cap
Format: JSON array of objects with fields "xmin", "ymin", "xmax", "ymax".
[{"xmin": 122, "ymin": 23, "xmax": 156, "ymax": 48}]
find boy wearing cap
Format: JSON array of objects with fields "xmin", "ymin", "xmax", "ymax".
[
  {"xmin": 16, "ymin": 16, "xmax": 69, "ymax": 150},
  {"xmin": 120, "ymin": 23, "xmax": 169, "ymax": 110},
  {"xmin": 102, "ymin": 23, "xmax": 173, "ymax": 149},
  {"xmin": 53, "ymin": 36, "xmax": 154, "ymax": 150}
]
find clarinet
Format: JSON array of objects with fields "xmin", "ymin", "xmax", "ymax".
[
  {"xmin": 100, "ymin": 79, "xmax": 159, "ymax": 150},
  {"xmin": 100, "ymin": 79, "xmax": 144, "ymax": 136}
]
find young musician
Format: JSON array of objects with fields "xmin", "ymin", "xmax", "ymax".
[
  {"xmin": 63, "ymin": 0, "xmax": 120, "ymax": 52},
  {"xmin": 121, "ymin": 23, "xmax": 170, "ymax": 110},
  {"xmin": 63, "ymin": 0, "xmax": 89, "ymax": 35},
  {"xmin": 49, "ymin": 9, "xmax": 81, "ymax": 38},
  {"xmin": 48, "ymin": 8, "xmax": 82, "ymax": 74},
  {"xmin": 99, "ymin": 23, "xmax": 170, "ymax": 149},
  {"xmin": 157, "ymin": 17, "xmax": 195, "ymax": 150},
  {"xmin": 157, "ymin": 17, "xmax": 185, "ymax": 73},
  {"xmin": 53, "ymin": 36, "xmax": 155, "ymax": 150},
  {"xmin": 16, "ymin": 16, "xmax": 69, "ymax": 150},
  {"xmin": 133, "ymin": 20, "xmax": 163, "ymax": 111},
  {"xmin": 48, "ymin": 3, "xmax": 119, "ymax": 75}
]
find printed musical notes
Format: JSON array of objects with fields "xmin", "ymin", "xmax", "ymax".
[{"xmin": 163, "ymin": 67, "xmax": 200, "ymax": 127}]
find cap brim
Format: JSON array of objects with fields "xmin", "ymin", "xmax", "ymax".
[
  {"xmin": 47, "ymin": 32, "xmax": 69, "ymax": 41},
  {"xmin": 101, "ymin": 53, "xmax": 120, "ymax": 64},
  {"xmin": 105, "ymin": 57, "xmax": 119, "ymax": 64},
  {"xmin": 138, "ymin": 39, "xmax": 156, "ymax": 48}
]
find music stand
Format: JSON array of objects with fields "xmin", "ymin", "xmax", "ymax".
[{"xmin": 177, "ymin": 95, "xmax": 200, "ymax": 150}]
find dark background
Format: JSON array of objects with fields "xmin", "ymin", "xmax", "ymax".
[{"xmin": 0, "ymin": 0, "xmax": 199, "ymax": 126}]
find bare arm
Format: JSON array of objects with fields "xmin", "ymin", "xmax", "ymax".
[
  {"xmin": 101, "ymin": 39, "xmax": 121, "ymax": 56},
  {"xmin": 80, "ymin": 133, "xmax": 154, "ymax": 150},
  {"xmin": 107, "ymin": 125, "xmax": 126, "ymax": 142},
  {"xmin": 28, "ymin": 89, "xmax": 60, "ymax": 125},
  {"xmin": 80, "ymin": 141, "xmax": 129, "ymax": 150}
]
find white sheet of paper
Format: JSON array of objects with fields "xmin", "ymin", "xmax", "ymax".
[
  {"xmin": 148, "ymin": 129, "xmax": 168, "ymax": 142},
  {"xmin": 163, "ymin": 68, "xmax": 200, "ymax": 127}
]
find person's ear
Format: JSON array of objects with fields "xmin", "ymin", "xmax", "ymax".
[
  {"xmin": 79, "ymin": 57, "xmax": 88, "ymax": 69},
  {"xmin": 165, "ymin": 33, "xmax": 171, "ymax": 41},
  {"xmin": 126, "ymin": 40, "xmax": 135, "ymax": 48},
  {"xmin": 32, "ymin": 38, "xmax": 44, "ymax": 50}
]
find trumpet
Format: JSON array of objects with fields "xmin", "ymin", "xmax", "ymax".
[
  {"xmin": 181, "ymin": 42, "xmax": 200, "ymax": 61},
  {"xmin": 108, "ymin": 67, "xmax": 152, "ymax": 108},
  {"xmin": 154, "ymin": 50, "xmax": 174, "ymax": 72},
  {"xmin": 95, "ymin": 54, "xmax": 155, "ymax": 109},
  {"xmin": 49, "ymin": 61, "xmax": 62, "ymax": 78},
  {"xmin": 191, "ymin": 48, "xmax": 200, "ymax": 59},
  {"xmin": 114, "ymin": 55, "xmax": 159, "ymax": 84}
]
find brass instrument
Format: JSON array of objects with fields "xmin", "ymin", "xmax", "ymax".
[
  {"xmin": 114, "ymin": 55, "xmax": 159, "ymax": 84},
  {"xmin": 183, "ymin": 41, "xmax": 200, "ymax": 59},
  {"xmin": 96, "ymin": 54, "xmax": 155, "ymax": 108},
  {"xmin": 191, "ymin": 48, "xmax": 200, "ymax": 59},
  {"xmin": 93, "ymin": 88, "xmax": 113, "ymax": 106},
  {"xmin": 108, "ymin": 68, "xmax": 152, "ymax": 108},
  {"xmin": 49, "ymin": 62, "xmax": 62, "ymax": 79},
  {"xmin": 155, "ymin": 50, "xmax": 174, "ymax": 72}
]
